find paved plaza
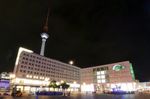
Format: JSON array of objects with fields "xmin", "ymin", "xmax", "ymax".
[{"xmin": 1, "ymin": 94, "xmax": 150, "ymax": 99}]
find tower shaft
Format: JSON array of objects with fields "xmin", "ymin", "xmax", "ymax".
[
  {"xmin": 40, "ymin": 9, "xmax": 49, "ymax": 56},
  {"xmin": 40, "ymin": 38, "xmax": 46, "ymax": 56}
]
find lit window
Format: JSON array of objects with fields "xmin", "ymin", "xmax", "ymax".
[
  {"xmin": 101, "ymin": 71, "xmax": 105, "ymax": 74},
  {"xmin": 97, "ymin": 76, "xmax": 101, "ymax": 79},
  {"xmin": 97, "ymin": 80, "xmax": 101, "ymax": 83},
  {"xmin": 101, "ymin": 75, "xmax": 105, "ymax": 79},
  {"xmin": 97, "ymin": 71, "xmax": 100, "ymax": 75},
  {"xmin": 101, "ymin": 79, "xmax": 106, "ymax": 83}
]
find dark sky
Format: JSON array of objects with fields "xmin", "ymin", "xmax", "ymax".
[{"xmin": 0, "ymin": 0, "xmax": 149, "ymax": 82}]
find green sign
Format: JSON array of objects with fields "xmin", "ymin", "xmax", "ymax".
[
  {"xmin": 113, "ymin": 64, "xmax": 125, "ymax": 71},
  {"xmin": 130, "ymin": 63, "xmax": 135, "ymax": 80}
]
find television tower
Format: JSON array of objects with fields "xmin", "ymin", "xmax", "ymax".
[{"xmin": 40, "ymin": 10, "xmax": 49, "ymax": 56}]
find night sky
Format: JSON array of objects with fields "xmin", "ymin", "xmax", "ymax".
[{"xmin": 0, "ymin": 0, "xmax": 149, "ymax": 82}]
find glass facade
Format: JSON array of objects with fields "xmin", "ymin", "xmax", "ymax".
[{"xmin": 93, "ymin": 67, "xmax": 109, "ymax": 84}]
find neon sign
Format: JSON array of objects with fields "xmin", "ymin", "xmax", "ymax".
[{"xmin": 113, "ymin": 64, "xmax": 125, "ymax": 71}]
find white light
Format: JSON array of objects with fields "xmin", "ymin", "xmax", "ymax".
[
  {"xmin": 97, "ymin": 76, "xmax": 101, "ymax": 79},
  {"xmin": 15, "ymin": 47, "xmax": 33, "ymax": 66},
  {"xmin": 69, "ymin": 83, "xmax": 80, "ymax": 88},
  {"xmin": 24, "ymin": 86, "xmax": 30, "ymax": 91},
  {"xmin": 10, "ymin": 74, "xmax": 16, "ymax": 79},
  {"xmin": 45, "ymin": 78, "xmax": 49, "ymax": 81},
  {"xmin": 97, "ymin": 71, "xmax": 100, "ymax": 75},
  {"xmin": 14, "ymin": 78, "xmax": 50, "ymax": 86},
  {"xmin": 61, "ymin": 80, "xmax": 64, "ymax": 83},
  {"xmin": 97, "ymin": 80, "xmax": 101, "ymax": 83},
  {"xmin": 56, "ymin": 82, "xmax": 60, "ymax": 85},
  {"xmin": 26, "ymin": 75, "xmax": 29, "ymax": 78},
  {"xmin": 83, "ymin": 82, "xmax": 86, "ymax": 85},
  {"xmin": 110, "ymin": 82, "xmax": 136, "ymax": 91},
  {"xmin": 69, "ymin": 60, "xmax": 74, "ymax": 65},
  {"xmin": 40, "ymin": 77, "xmax": 42, "ymax": 79},
  {"xmin": 101, "ymin": 79, "xmax": 106, "ymax": 83},
  {"xmin": 41, "ymin": 33, "xmax": 49, "ymax": 39},
  {"xmin": 81, "ymin": 83, "xmax": 94, "ymax": 92},
  {"xmin": 101, "ymin": 75, "xmax": 105, "ymax": 79},
  {"xmin": 101, "ymin": 71, "xmax": 105, "ymax": 74}
]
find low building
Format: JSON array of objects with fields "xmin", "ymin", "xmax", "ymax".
[{"xmin": 80, "ymin": 61, "xmax": 136, "ymax": 92}]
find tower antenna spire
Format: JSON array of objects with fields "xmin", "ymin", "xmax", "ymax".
[
  {"xmin": 40, "ymin": 8, "xmax": 49, "ymax": 56},
  {"xmin": 43, "ymin": 8, "xmax": 50, "ymax": 33}
]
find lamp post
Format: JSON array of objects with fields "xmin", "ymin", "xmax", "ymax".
[{"xmin": 69, "ymin": 60, "xmax": 74, "ymax": 65}]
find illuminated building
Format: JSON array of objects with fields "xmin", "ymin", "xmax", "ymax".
[
  {"xmin": 13, "ymin": 47, "xmax": 80, "ymax": 92},
  {"xmin": 12, "ymin": 47, "xmax": 136, "ymax": 93},
  {"xmin": 80, "ymin": 61, "xmax": 136, "ymax": 92},
  {"xmin": 0, "ymin": 72, "xmax": 10, "ymax": 91}
]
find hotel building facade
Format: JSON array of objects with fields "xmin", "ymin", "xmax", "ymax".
[
  {"xmin": 13, "ymin": 47, "xmax": 80, "ymax": 92},
  {"xmin": 12, "ymin": 47, "xmax": 136, "ymax": 93}
]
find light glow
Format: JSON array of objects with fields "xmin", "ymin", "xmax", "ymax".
[
  {"xmin": 97, "ymin": 71, "xmax": 100, "ymax": 75},
  {"xmin": 101, "ymin": 71, "xmax": 105, "ymax": 74},
  {"xmin": 97, "ymin": 76, "xmax": 100, "ymax": 79},
  {"xmin": 41, "ymin": 33, "xmax": 49, "ymax": 39},
  {"xmin": 113, "ymin": 64, "xmax": 125, "ymax": 71},
  {"xmin": 101, "ymin": 79, "xmax": 106, "ymax": 83},
  {"xmin": 61, "ymin": 80, "xmax": 64, "ymax": 83},
  {"xmin": 81, "ymin": 83, "xmax": 94, "ymax": 92},
  {"xmin": 97, "ymin": 80, "xmax": 101, "ymax": 83},
  {"xmin": 69, "ymin": 83, "xmax": 80, "ymax": 88},
  {"xmin": 10, "ymin": 73, "xmax": 16, "ymax": 79},
  {"xmin": 101, "ymin": 75, "xmax": 105, "ymax": 79},
  {"xmin": 14, "ymin": 78, "xmax": 49, "ymax": 86},
  {"xmin": 69, "ymin": 60, "xmax": 74, "ymax": 65},
  {"xmin": 15, "ymin": 47, "xmax": 33, "ymax": 66},
  {"xmin": 110, "ymin": 82, "xmax": 136, "ymax": 91}
]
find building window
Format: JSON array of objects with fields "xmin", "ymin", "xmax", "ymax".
[{"xmin": 23, "ymin": 70, "xmax": 26, "ymax": 73}]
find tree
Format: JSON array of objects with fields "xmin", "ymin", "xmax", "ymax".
[
  {"xmin": 60, "ymin": 82, "xmax": 70, "ymax": 96},
  {"xmin": 60, "ymin": 82, "xmax": 70, "ymax": 90},
  {"xmin": 49, "ymin": 80, "xmax": 59, "ymax": 91}
]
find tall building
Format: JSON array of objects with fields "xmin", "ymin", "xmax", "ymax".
[{"xmin": 13, "ymin": 47, "xmax": 80, "ymax": 92}]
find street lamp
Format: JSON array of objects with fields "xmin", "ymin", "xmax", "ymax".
[{"xmin": 69, "ymin": 60, "xmax": 74, "ymax": 65}]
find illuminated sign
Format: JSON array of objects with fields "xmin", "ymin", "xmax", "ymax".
[
  {"xmin": 113, "ymin": 64, "xmax": 125, "ymax": 71},
  {"xmin": 0, "ymin": 80, "xmax": 10, "ymax": 88},
  {"xmin": 0, "ymin": 72, "xmax": 10, "ymax": 79},
  {"xmin": 130, "ymin": 63, "xmax": 135, "ymax": 80}
]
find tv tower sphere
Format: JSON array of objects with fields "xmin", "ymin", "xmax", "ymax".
[{"xmin": 41, "ymin": 33, "xmax": 49, "ymax": 39}]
